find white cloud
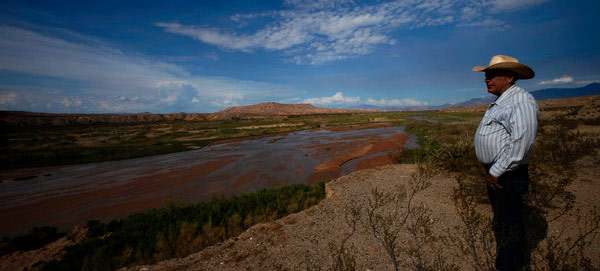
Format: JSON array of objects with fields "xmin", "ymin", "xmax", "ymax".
[
  {"xmin": 0, "ymin": 26, "xmax": 302, "ymax": 113},
  {"xmin": 284, "ymin": 0, "xmax": 355, "ymax": 10},
  {"xmin": 365, "ymin": 97, "xmax": 426, "ymax": 107},
  {"xmin": 301, "ymin": 93, "xmax": 427, "ymax": 108},
  {"xmin": 0, "ymin": 26, "xmax": 188, "ymax": 95},
  {"xmin": 575, "ymin": 80, "xmax": 600, "ymax": 85},
  {"xmin": 157, "ymin": 0, "xmax": 528, "ymax": 65},
  {"xmin": 211, "ymin": 93, "xmax": 244, "ymax": 107},
  {"xmin": 303, "ymin": 92, "xmax": 360, "ymax": 105},
  {"xmin": 539, "ymin": 75, "xmax": 574, "ymax": 85},
  {"xmin": 95, "ymin": 98, "xmax": 149, "ymax": 113},
  {"xmin": 0, "ymin": 92, "xmax": 18, "ymax": 106},
  {"xmin": 158, "ymin": 10, "xmax": 398, "ymax": 65},
  {"xmin": 489, "ymin": 0, "xmax": 550, "ymax": 12},
  {"xmin": 60, "ymin": 97, "xmax": 83, "ymax": 108}
]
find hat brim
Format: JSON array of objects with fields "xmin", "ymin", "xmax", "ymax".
[{"xmin": 472, "ymin": 62, "xmax": 535, "ymax": 79}]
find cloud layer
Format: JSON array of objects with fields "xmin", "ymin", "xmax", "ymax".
[
  {"xmin": 537, "ymin": 75, "xmax": 600, "ymax": 86},
  {"xmin": 0, "ymin": 26, "xmax": 299, "ymax": 113},
  {"xmin": 303, "ymin": 92, "xmax": 360, "ymax": 105},
  {"xmin": 302, "ymin": 91, "xmax": 426, "ymax": 108},
  {"xmin": 156, "ymin": 0, "xmax": 548, "ymax": 65},
  {"xmin": 539, "ymin": 75, "xmax": 574, "ymax": 85}
]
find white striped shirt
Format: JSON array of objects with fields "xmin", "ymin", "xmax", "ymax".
[{"xmin": 474, "ymin": 84, "xmax": 539, "ymax": 178}]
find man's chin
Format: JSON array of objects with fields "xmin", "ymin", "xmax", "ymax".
[{"xmin": 487, "ymin": 89, "xmax": 499, "ymax": 96}]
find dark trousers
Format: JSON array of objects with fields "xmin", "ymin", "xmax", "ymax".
[{"xmin": 486, "ymin": 165, "xmax": 529, "ymax": 271}]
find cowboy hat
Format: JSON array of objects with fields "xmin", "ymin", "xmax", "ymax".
[{"xmin": 472, "ymin": 55, "xmax": 535, "ymax": 79}]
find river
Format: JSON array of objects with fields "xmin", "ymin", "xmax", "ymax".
[{"xmin": 0, "ymin": 123, "xmax": 415, "ymax": 236}]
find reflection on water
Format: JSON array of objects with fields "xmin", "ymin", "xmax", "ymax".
[{"xmin": 0, "ymin": 125, "xmax": 415, "ymax": 236}]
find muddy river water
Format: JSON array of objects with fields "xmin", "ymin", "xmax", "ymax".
[{"xmin": 0, "ymin": 124, "xmax": 416, "ymax": 236}]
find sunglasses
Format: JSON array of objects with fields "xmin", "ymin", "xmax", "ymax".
[{"xmin": 485, "ymin": 71, "xmax": 515, "ymax": 80}]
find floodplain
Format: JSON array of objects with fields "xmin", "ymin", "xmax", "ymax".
[{"xmin": 0, "ymin": 110, "xmax": 477, "ymax": 170}]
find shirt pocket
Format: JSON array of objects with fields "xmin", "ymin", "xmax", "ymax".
[{"xmin": 476, "ymin": 117, "xmax": 498, "ymax": 136}]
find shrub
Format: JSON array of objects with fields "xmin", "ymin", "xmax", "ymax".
[{"xmin": 41, "ymin": 182, "xmax": 326, "ymax": 271}]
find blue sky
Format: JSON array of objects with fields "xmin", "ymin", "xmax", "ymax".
[{"xmin": 0, "ymin": 0, "xmax": 599, "ymax": 113}]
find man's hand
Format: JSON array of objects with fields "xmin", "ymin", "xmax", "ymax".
[{"xmin": 486, "ymin": 172, "xmax": 503, "ymax": 191}]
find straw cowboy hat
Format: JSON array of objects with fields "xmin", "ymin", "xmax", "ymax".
[{"xmin": 472, "ymin": 55, "xmax": 535, "ymax": 79}]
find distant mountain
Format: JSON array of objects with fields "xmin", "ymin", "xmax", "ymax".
[
  {"xmin": 1, "ymin": 103, "xmax": 372, "ymax": 126},
  {"xmin": 448, "ymin": 97, "xmax": 495, "ymax": 108},
  {"xmin": 428, "ymin": 83, "xmax": 600, "ymax": 109},
  {"xmin": 530, "ymin": 83, "xmax": 600, "ymax": 100},
  {"xmin": 353, "ymin": 83, "xmax": 600, "ymax": 111},
  {"xmin": 463, "ymin": 83, "xmax": 600, "ymax": 107},
  {"xmin": 3, "ymin": 84, "xmax": 597, "ymax": 126},
  {"xmin": 207, "ymin": 102, "xmax": 371, "ymax": 120}
]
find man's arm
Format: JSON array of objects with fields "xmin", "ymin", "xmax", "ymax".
[{"xmin": 488, "ymin": 100, "xmax": 538, "ymax": 178}]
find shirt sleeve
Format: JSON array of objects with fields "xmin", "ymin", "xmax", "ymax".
[{"xmin": 488, "ymin": 100, "xmax": 538, "ymax": 177}]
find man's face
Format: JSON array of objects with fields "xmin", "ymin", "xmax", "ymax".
[{"xmin": 485, "ymin": 70, "xmax": 515, "ymax": 96}]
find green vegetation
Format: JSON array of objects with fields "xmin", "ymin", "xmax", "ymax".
[
  {"xmin": 1, "ymin": 110, "xmax": 487, "ymax": 170},
  {"xmin": 1, "ymin": 111, "xmax": 471, "ymax": 170},
  {"xmin": 37, "ymin": 182, "xmax": 325, "ymax": 271},
  {"xmin": 0, "ymin": 119, "xmax": 318, "ymax": 169}
]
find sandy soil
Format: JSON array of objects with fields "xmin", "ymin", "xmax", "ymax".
[
  {"xmin": 306, "ymin": 133, "xmax": 410, "ymax": 183},
  {"xmin": 356, "ymin": 154, "xmax": 396, "ymax": 170}
]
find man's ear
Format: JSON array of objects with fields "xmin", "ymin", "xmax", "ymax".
[
  {"xmin": 507, "ymin": 75, "xmax": 516, "ymax": 84},
  {"xmin": 508, "ymin": 71, "xmax": 518, "ymax": 84}
]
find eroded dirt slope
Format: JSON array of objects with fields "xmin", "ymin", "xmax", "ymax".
[
  {"xmin": 123, "ymin": 164, "xmax": 465, "ymax": 271},
  {"xmin": 125, "ymin": 154, "xmax": 600, "ymax": 271}
]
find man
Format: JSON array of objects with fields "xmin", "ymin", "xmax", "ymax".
[{"xmin": 473, "ymin": 55, "xmax": 539, "ymax": 271}]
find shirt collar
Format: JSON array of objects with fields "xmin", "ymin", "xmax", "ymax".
[{"xmin": 491, "ymin": 84, "xmax": 520, "ymax": 106}]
